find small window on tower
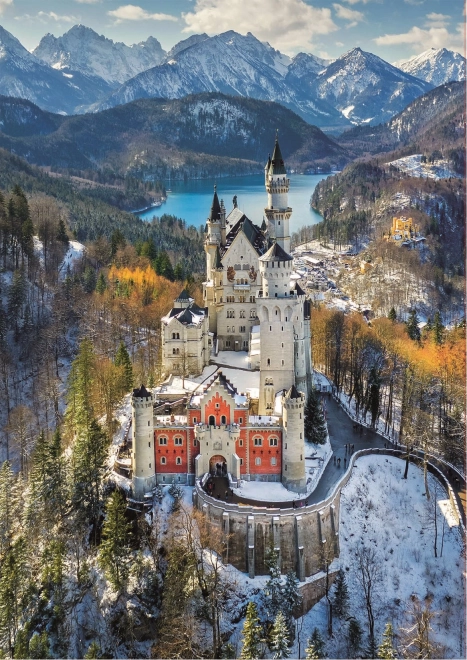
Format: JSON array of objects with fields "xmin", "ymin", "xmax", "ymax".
[
  {"xmin": 255, "ymin": 457, "xmax": 261, "ymax": 466},
  {"xmin": 161, "ymin": 457, "xmax": 166, "ymax": 464}
]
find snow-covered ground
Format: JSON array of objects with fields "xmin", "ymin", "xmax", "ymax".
[
  {"xmin": 287, "ymin": 455, "xmax": 465, "ymax": 658},
  {"xmin": 59, "ymin": 240, "xmax": 85, "ymax": 277},
  {"xmin": 388, "ymin": 154, "xmax": 461, "ymax": 180}
]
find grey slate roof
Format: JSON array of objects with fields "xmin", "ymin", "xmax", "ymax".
[
  {"xmin": 269, "ymin": 138, "xmax": 287, "ymax": 175},
  {"xmin": 259, "ymin": 241, "xmax": 293, "ymax": 262}
]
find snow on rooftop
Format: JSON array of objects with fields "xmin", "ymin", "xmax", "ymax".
[
  {"xmin": 248, "ymin": 415, "xmax": 280, "ymax": 425},
  {"xmin": 215, "ymin": 350, "xmax": 251, "ymax": 369}
]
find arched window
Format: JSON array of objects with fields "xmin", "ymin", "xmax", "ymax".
[
  {"xmin": 159, "ymin": 437, "xmax": 167, "ymax": 445},
  {"xmin": 269, "ymin": 437, "xmax": 278, "ymax": 447},
  {"xmin": 221, "ymin": 415, "xmax": 227, "ymax": 425},
  {"xmin": 161, "ymin": 456, "xmax": 166, "ymax": 464},
  {"xmin": 174, "ymin": 437, "xmax": 183, "ymax": 446},
  {"xmin": 176, "ymin": 457, "xmax": 182, "ymax": 465},
  {"xmin": 254, "ymin": 437, "xmax": 262, "ymax": 446},
  {"xmin": 209, "ymin": 415, "xmax": 215, "ymax": 426},
  {"xmin": 267, "ymin": 358, "xmax": 270, "ymax": 366}
]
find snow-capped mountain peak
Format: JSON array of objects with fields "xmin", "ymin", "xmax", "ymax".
[
  {"xmin": 33, "ymin": 25, "xmax": 166, "ymax": 85},
  {"xmin": 394, "ymin": 48, "xmax": 466, "ymax": 87}
]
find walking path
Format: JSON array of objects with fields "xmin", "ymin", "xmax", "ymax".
[{"xmin": 202, "ymin": 396, "xmax": 466, "ymax": 523}]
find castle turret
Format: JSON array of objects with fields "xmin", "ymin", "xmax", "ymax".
[
  {"xmin": 282, "ymin": 385, "xmax": 306, "ymax": 493},
  {"xmin": 131, "ymin": 385, "xmax": 156, "ymax": 499},
  {"xmin": 205, "ymin": 186, "xmax": 222, "ymax": 273},
  {"xmin": 264, "ymin": 136, "xmax": 292, "ymax": 254}
]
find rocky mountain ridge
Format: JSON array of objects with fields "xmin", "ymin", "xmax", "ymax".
[{"xmin": 394, "ymin": 48, "xmax": 466, "ymax": 87}]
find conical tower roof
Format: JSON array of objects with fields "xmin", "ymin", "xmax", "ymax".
[
  {"xmin": 269, "ymin": 136, "xmax": 286, "ymax": 175},
  {"xmin": 286, "ymin": 384, "xmax": 301, "ymax": 400},
  {"xmin": 259, "ymin": 241, "xmax": 293, "ymax": 262},
  {"xmin": 209, "ymin": 185, "xmax": 222, "ymax": 221}
]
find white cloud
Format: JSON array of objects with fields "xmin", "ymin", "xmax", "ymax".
[
  {"xmin": 37, "ymin": 11, "xmax": 79, "ymax": 23},
  {"xmin": 182, "ymin": 0, "xmax": 338, "ymax": 54},
  {"xmin": 374, "ymin": 24, "xmax": 464, "ymax": 54},
  {"xmin": 424, "ymin": 12, "xmax": 450, "ymax": 29},
  {"xmin": 108, "ymin": 4, "xmax": 178, "ymax": 23},
  {"xmin": 0, "ymin": 0, "xmax": 13, "ymax": 16},
  {"xmin": 333, "ymin": 3, "xmax": 364, "ymax": 28}
]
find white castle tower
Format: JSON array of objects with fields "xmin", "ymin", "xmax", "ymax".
[
  {"xmin": 264, "ymin": 136, "xmax": 292, "ymax": 254},
  {"xmin": 257, "ymin": 242, "xmax": 296, "ymax": 414},
  {"xmin": 282, "ymin": 385, "xmax": 307, "ymax": 492},
  {"xmin": 131, "ymin": 385, "xmax": 156, "ymax": 498}
]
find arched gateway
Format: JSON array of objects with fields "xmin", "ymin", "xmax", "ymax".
[{"xmin": 209, "ymin": 454, "xmax": 227, "ymax": 476}]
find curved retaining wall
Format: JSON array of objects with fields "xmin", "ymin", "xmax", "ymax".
[{"xmin": 193, "ymin": 447, "xmax": 465, "ymax": 581}]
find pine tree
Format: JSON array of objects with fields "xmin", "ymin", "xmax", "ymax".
[
  {"xmin": 82, "ymin": 266, "xmax": 97, "ymax": 293},
  {"xmin": 304, "ymin": 388, "xmax": 327, "ymax": 444},
  {"xmin": 95, "ymin": 272, "xmax": 107, "ymax": 295},
  {"xmin": 305, "ymin": 628, "xmax": 325, "ymax": 659},
  {"xmin": 377, "ymin": 623, "xmax": 396, "ymax": 659},
  {"xmin": 84, "ymin": 641, "xmax": 101, "ymax": 659},
  {"xmin": 72, "ymin": 419, "xmax": 108, "ymax": 539},
  {"xmin": 433, "ymin": 311, "xmax": 444, "ymax": 345},
  {"xmin": 114, "ymin": 341, "xmax": 133, "ymax": 392},
  {"xmin": 7, "ymin": 270, "xmax": 26, "ymax": 335},
  {"xmin": 66, "ymin": 338, "xmax": 96, "ymax": 437},
  {"xmin": 406, "ymin": 310, "xmax": 420, "ymax": 341},
  {"xmin": 332, "ymin": 568, "xmax": 349, "ymax": 617},
  {"xmin": 0, "ymin": 461, "xmax": 15, "ymax": 555},
  {"xmin": 366, "ymin": 634, "xmax": 379, "ymax": 659},
  {"xmin": 270, "ymin": 612, "xmax": 290, "ymax": 659},
  {"xmin": 240, "ymin": 601, "xmax": 263, "ymax": 659},
  {"xmin": 56, "ymin": 218, "xmax": 69, "ymax": 245},
  {"xmin": 99, "ymin": 490, "xmax": 132, "ymax": 591},
  {"xmin": 262, "ymin": 545, "xmax": 283, "ymax": 621},
  {"xmin": 282, "ymin": 571, "xmax": 302, "ymax": 622},
  {"xmin": 388, "ymin": 307, "xmax": 397, "ymax": 322},
  {"xmin": 0, "ymin": 537, "xmax": 29, "ymax": 655},
  {"xmin": 347, "ymin": 618, "xmax": 363, "ymax": 659},
  {"xmin": 28, "ymin": 632, "xmax": 50, "ymax": 659}
]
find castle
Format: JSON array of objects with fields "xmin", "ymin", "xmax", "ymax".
[{"xmin": 131, "ymin": 137, "xmax": 313, "ymax": 499}]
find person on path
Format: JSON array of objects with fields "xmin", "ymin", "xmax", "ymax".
[
  {"xmin": 337, "ymin": 457, "xmax": 341, "ymax": 467},
  {"xmin": 293, "ymin": 500, "xmax": 297, "ymax": 509},
  {"xmin": 344, "ymin": 457, "xmax": 347, "ymax": 468}
]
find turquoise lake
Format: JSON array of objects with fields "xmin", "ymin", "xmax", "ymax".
[{"xmin": 135, "ymin": 173, "xmax": 328, "ymax": 233}]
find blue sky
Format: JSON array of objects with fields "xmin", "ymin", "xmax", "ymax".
[{"xmin": 0, "ymin": 0, "xmax": 464, "ymax": 62}]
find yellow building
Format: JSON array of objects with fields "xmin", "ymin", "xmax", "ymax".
[{"xmin": 389, "ymin": 216, "xmax": 418, "ymax": 241}]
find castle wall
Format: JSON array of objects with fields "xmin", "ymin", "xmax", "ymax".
[{"xmin": 193, "ymin": 484, "xmax": 341, "ymax": 580}]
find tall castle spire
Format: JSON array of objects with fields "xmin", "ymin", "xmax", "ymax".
[{"xmin": 264, "ymin": 134, "xmax": 291, "ymax": 254}]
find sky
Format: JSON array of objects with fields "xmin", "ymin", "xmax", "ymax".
[{"xmin": 0, "ymin": 0, "xmax": 464, "ymax": 62}]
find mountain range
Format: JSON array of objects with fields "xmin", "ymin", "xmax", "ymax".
[{"xmin": 0, "ymin": 24, "xmax": 465, "ymax": 130}]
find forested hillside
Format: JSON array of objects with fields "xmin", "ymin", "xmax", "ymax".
[{"xmin": 0, "ymin": 93, "xmax": 348, "ymax": 181}]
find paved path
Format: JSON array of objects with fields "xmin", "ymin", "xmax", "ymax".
[
  {"xmin": 201, "ymin": 395, "xmax": 465, "ymax": 522},
  {"xmin": 202, "ymin": 396, "xmax": 388, "ymax": 509}
]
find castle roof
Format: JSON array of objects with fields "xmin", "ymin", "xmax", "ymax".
[
  {"xmin": 293, "ymin": 281, "xmax": 305, "ymax": 295},
  {"xmin": 133, "ymin": 384, "xmax": 151, "ymax": 398},
  {"xmin": 223, "ymin": 209, "xmax": 267, "ymax": 257},
  {"xmin": 259, "ymin": 241, "xmax": 293, "ymax": 262},
  {"xmin": 269, "ymin": 137, "xmax": 286, "ymax": 175},
  {"xmin": 176, "ymin": 288, "xmax": 191, "ymax": 301},
  {"xmin": 208, "ymin": 186, "xmax": 222, "ymax": 222},
  {"xmin": 286, "ymin": 384, "xmax": 301, "ymax": 400}
]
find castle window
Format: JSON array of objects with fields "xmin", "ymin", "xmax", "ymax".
[
  {"xmin": 255, "ymin": 457, "xmax": 261, "ymax": 466},
  {"xmin": 209, "ymin": 415, "xmax": 215, "ymax": 426},
  {"xmin": 225, "ymin": 341, "xmax": 231, "ymax": 348},
  {"xmin": 148, "ymin": 442, "xmax": 151, "ymax": 447},
  {"xmin": 227, "ymin": 326, "xmax": 230, "ymax": 333},
  {"xmin": 172, "ymin": 348, "xmax": 180, "ymax": 355},
  {"xmin": 161, "ymin": 457, "xmax": 166, "ymax": 464},
  {"xmin": 267, "ymin": 358, "xmax": 270, "ymax": 366},
  {"xmin": 271, "ymin": 457, "xmax": 277, "ymax": 466},
  {"xmin": 239, "ymin": 439, "xmax": 243, "ymax": 446},
  {"xmin": 215, "ymin": 403, "xmax": 220, "ymax": 408},
  {"xmin": 250, "ymin": 296, "xmax": 255, "ymax": 303},
  {"xmin": 250, "ymin": 310, "xmax": 256, "ymax": 318},
  {"xmin": 193, "ymin": 417, "xmax": 197, "ymax": 423},
  {"xmin": 176, "ymin": 457, "xmax": 182, "ymax": 465},
  {"xmin": 194, "ymin": 438, "xmax": 197, "ymax": 446},
  {"xmin": 240, "ymin": 310, "xmax": 245, "ymax": 318},
  {"xmin": 221, "ymin": 415, "xmax": 226, "ymax": 425},
  {"xmin": 281, "ymin": 360, "xmax": 284, "ymax": 366},
  {"xmin": 240, "ymin": 326, "xmax": 246, "ymax": 332},
  {"xmin": 227, "ymin": 309, "xmax": 235, "ymax": 318},
  {"xmin": 269, "ymin": 437, "xmax": 278, "ymax": 447},
  {"xmin": 159, "ymin": 437, "xmax": 167, "ymax": 445},
  {"xmin": 239, "ymin": 417, "xmax": 243, "ymax": 423},
  {"xmin": 232, "ymin": 326, "xmax": 235, "ymax": 333},
  {"xmin": 254, "ymin": 437, "xmax": 262, "ymax": 446},
  {"xmin": 148, "ymin": 421, "xmax": 151, "ymax": 426},
  {"xmin": 174, "ymin": 437, "xmax": 183, "ymax": 446},
  {"xmin": 240, "ymin": 458, "xmax": 243, "ymax": 465},
  {"xmin": 149, "ymin": 463, "xmax": 151, "ymax": 469}
]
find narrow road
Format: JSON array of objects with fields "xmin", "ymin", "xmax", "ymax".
[{"xmin": 201, "ymin": 396, "xmax": 465, "ymax": 520}]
